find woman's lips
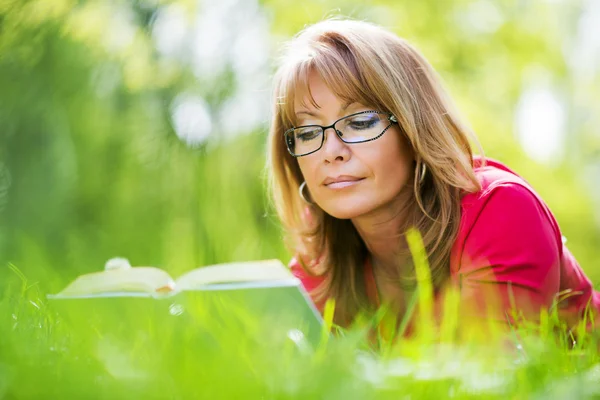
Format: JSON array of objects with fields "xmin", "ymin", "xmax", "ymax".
[{"xmin": 325, "ymin": 178, "xmax": 365, "ymax": 189}]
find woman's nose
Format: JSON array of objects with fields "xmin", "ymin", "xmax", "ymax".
[{"xmin": 321, "ymin": 127, "xmax": 351, "ymax": 163}]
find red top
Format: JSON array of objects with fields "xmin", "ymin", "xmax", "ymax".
[{"xmin": 290, "ymin": 158, "xmax": 600, "ymax": 329}]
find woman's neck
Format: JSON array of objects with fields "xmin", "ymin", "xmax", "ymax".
[{"xmin": 351, "ymin": 194, "xmax": 412, "ymax": 276}]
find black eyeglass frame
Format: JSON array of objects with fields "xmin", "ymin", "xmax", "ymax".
[{"xmin": 284, "ymin": 110, "xmax": 399, "ymax": 157}]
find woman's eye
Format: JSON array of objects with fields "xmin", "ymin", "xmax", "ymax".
[
  {"xmin": 349, "ymin": 118, "xmax": 378, "ymax": 129},
  {"xmin": 296, "ymin": 129, "xmax": 321, "ymax": 142}
]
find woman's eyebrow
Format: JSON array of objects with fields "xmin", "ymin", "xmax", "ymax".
[
  {"xmin": 340, "ymin": 101, "xmax": 355, "ymax": 111},
  {"xmin": 295, "ymin": 110, "xmax": 319, "ymax": 117}
]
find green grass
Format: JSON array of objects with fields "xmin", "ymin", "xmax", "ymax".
[{"xmin": 2, "ymin": 248, "xmax": 600, "ymax": 399}]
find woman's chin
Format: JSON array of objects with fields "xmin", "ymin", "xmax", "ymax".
[{"xmin": 321, "ymin": 204, "xmax": 373, "ymax": 220}]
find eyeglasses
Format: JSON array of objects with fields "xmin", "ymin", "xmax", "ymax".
[{"xmin": 284, "ymin": 111, "xmax": 398, "ymax": 157}]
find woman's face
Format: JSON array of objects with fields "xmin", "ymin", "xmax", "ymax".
[{"xmin": 294, "ymin": 71, "xmax": 414, "ymax": 220}]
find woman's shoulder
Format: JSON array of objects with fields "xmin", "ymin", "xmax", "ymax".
[
  {"xmin": 452, "ymin": 157, "xmax": 563, "ymax": 273},
  {"xmin": 461, "ymin": 157, "xmax": 557, "ymax": 225},
  {"xmin": 469, "ymin": 157, "xmax": 536, "ymax": 198}
]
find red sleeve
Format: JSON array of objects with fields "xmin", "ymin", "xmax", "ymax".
[
  {"xmin": 289, "ymin": 257, "xmax": 327, "ymax": 313},
  {"xmin": 458, "ymin": 183, "xmax": 561, "ymax": 323},
  {"xmin": 555, "ymin": 242, "xmax": 600, "ymax": 329}
]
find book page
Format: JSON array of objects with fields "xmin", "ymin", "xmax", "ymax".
[
  {"xmin": 175, "ymin": 259, "xmax": 295, "ymax": 290},
  {"xmin": 55, "ymin": 267, "xmax": 175, "ymax": 297}
]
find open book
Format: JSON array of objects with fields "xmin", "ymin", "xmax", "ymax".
[
  {"xmin": 48, "ymin": 258, "xmax": 324, "ymax": 375},
  {"xmin": 49, "ymin": 257, "xmax": 302, "ymax": 297}
]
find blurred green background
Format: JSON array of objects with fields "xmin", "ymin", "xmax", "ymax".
[{"xmin": 1, "ymin": 0, "xmax": 599, "ymax": 293}]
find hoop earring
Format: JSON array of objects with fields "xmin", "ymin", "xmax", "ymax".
[
  {"xmin": 299, "ymin": 181, "xmax": 313, "ymax": 205},
  {"xmin": 418, "ymin": 162, "xmax": 427, "ymax": 185}
]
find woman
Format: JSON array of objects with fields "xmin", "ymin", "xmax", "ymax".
[{"xmin": 266, "ymin": 19, "xmax": 599, "ymax": 336}]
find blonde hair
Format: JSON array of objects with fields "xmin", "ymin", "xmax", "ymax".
[{"xmin": 267, "ymin": 19, "xmax": 482, "ymax": 325}]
